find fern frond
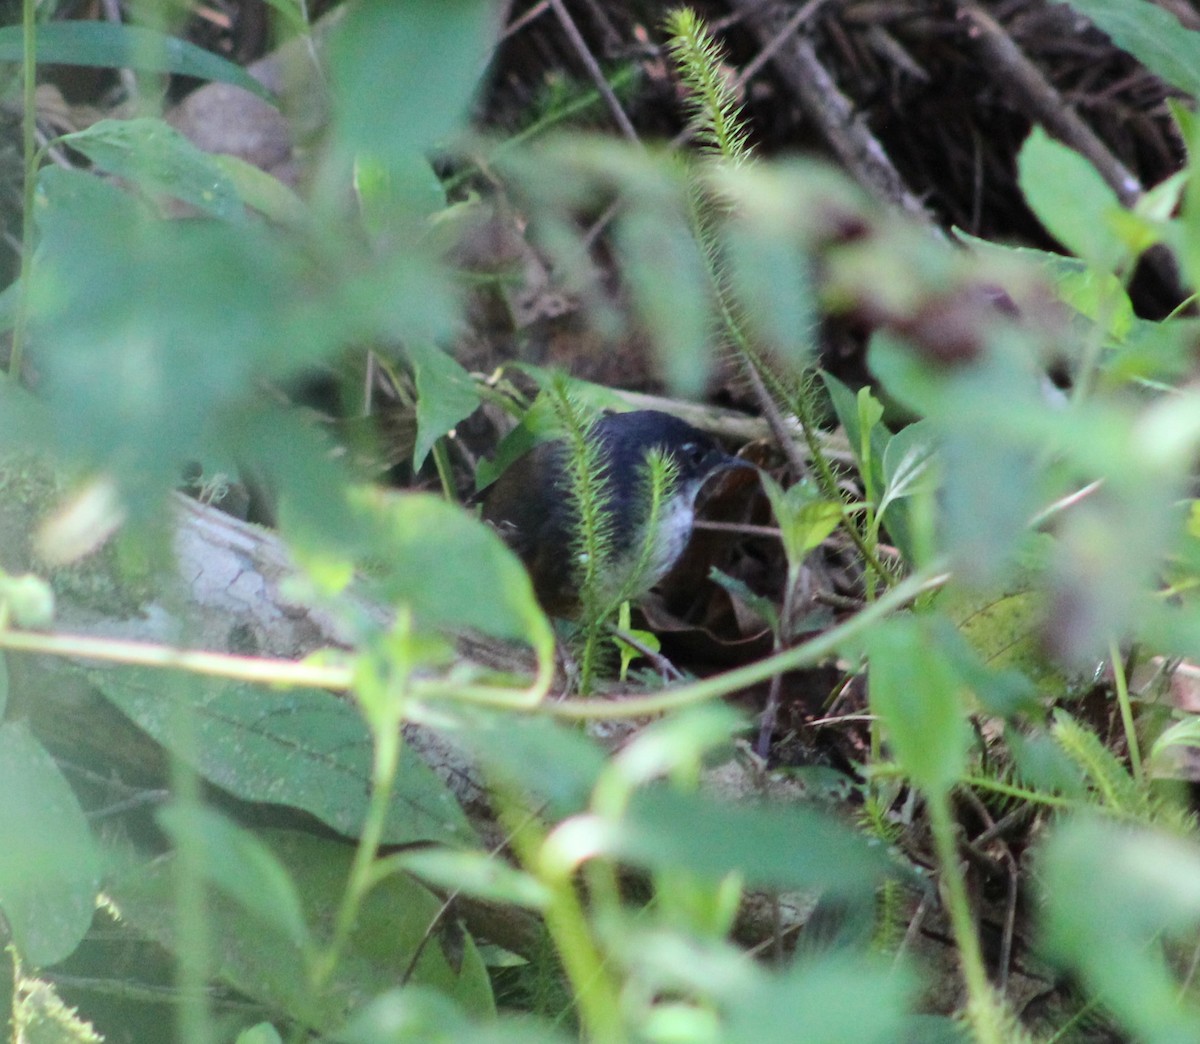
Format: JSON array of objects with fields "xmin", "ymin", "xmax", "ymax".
[
  {"xmin": 1052, "ymin": 709, "xmax": 1194, "ymax": 833},
  {"xmin": 664, "ymin": 8, "xmax": 753, "ymax": 166},
  {"xmin": 546, "ymin": 377, "xmax": 614, "ymax": 627}
]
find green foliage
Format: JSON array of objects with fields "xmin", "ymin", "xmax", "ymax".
[{"xmin": 7, "ymin": 0, "xmax": 1200, "ymax": 1041}]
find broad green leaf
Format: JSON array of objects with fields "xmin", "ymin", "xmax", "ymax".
[
  {"xmin": 405, "ymin": 341, "xmax": 481, "ymax": 469},
  {"xmin": 356, "ymin": 152, "xmax": 447, "ymax": 234},
  {"xmin": 355, "ymin": 492, "xmax": 552, "ymax": 651},
  {"xmin": 878, "ymin": 420, "xmax": 937, "ymax": 520},
  {"xmin": 393, "ymin": 849, "xmax": 550, "ymax": 910},
  {"xmin": 93, "ymin": 668, "xmax": 475, "ymax": 847},
  {"xmin": 157, "ymin": 804, "xmax": 311, "ymax": 949},
  {"xmin": 1017, "ymin": 127, "xmax": 1125, "ymax": 271},
  {"xmin": 1054, "ymin": 0, "xmax": 1200, "ymax": 99},
  {"xmin": 866, "ymin": 615, "xmax": 970, "ymax": 794},
  {"xmin": 59, "ymin": 118, "xmax": 244, "ymax": 221},
  {"xmin": 109, "ymin": 829, "xmax": 494, "ymax": 1030},
  {"xmin": 723, "ymin": 216, "xmax": 818, "ymax": 370},
  {"xmin": 609, "ymin": 786, "xmax": 894, "ymax": 896},
  {"xmin": 329, "ymin": 0, "xmax": 496, "ymax": 161},
  {"xmin": 211, "ymin": 154, "xmax": 309, "ymax": 228},
  {"xmin": 1040, "ymin": 816, "xmax": 1200, "ymax": 1043},
  {"xmin": 332, "ymin": 988, "xmax": 567, "ymax": 1044},
  {"xmin": 725, "ymin": 952, "xmax": 917, "ymax": 1044},
  {"xmin": 459, "ymin": 712, "xmax": 606, "ymax": 819},
  {"xmin": 0, "ymin": 722, "xmax": 99, "ymax": 966},
  {"xmin": 617, "ymin": 194, "xmax": 713, "ymax": 396},
  {"xmin": 236, "ymin": 1026, "xmax": 284, "ymax": 1044},
  {"xmin": 0, "ymin": 23, "xmax": 272, "ymax": 101},
  {"xmin": 759, "ymin": 474, "xmax": 841, "ymax": 566}
]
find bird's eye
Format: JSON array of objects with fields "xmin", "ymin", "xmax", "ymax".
[{"xmin": 680, "ymin": 441, "xmax": 707, "ymax": 465}]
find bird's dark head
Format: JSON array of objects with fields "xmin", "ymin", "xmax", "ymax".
[{"xmin": 482, "ymin": 409, "xmax": 750, "ymax": 617}]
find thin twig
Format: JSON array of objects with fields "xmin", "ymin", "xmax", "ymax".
[
  {"xmin": 956, "ymin": 2, "xmax": 1141, "ymax": 206},
  {"xmin": 729, "ymin": 0, "xmax": 938, "ymax": 227},
  {"xmin": 548, "ymin": 0, "xmax": 640, "ymax": 144}
]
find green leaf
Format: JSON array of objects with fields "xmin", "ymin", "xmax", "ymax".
[
  {"xmin": 210, "ymin": 153, "xmax": 309, "ymax": 228},
  {"xmin": 1040, "ymin": 815, "xmax": 1200, "ymax": 1043},
  {"xmin": 723, "ymin": 216, "xmax": 818, "ymax": 370},
  {"xmin": 821, "ymin": 371, "xmax": 886, "ymax": 502},
  {"xmin": 0, "ymin": 722, "xmax": 99, "ymax": 966},
  {"xmin": 459, "ymin": 712, "xmax": 606, "ymax": 819},
  {"xmin": 617, "ymin": 194, "xmax": 713, "ymax": 396},
  {"xmin": 109, "ymin": 829, "xmax": 494, "ymax": 1030},
  {"xmin": 0, "ymin": 23, "xmax": 273, "ymax": 101},
  {"xmin": 878, "ymin": 420, "xmax": 938, "ymax": 520},
  {"xmin": 725, "ymin": 952, "xmax": 917, "ymax": 1044},
  {"xmin": 355, "ymin": 492, "xmax": 552, "ymax": 651},
  {"xmin": 1150, "ymin": 715, "xmax": 1200, "ymax": 773},
  {"xmin": 392, "ymin": 849, "xmax": 550, "ymax": 910},
  {"xmin": 759, "ymin": 474, "xmax": 842, "ymax": 567},
  {"xmin": 59, "ymin": 118, "xmax": 244, "ymax": 220},
  {"xmin": 610, "ymin": 786, "xmax": 894, "ymax": 896},
  {"xmin": 331, "ymin": 988, "xmax": 567, "ymax": 1044},
  {"xmin": 329, "ymin": 0, "xmax": 496, "ymax": 161},
  {"xmin": 1053, "ymin": 0, "xmax": 1200, "ymax": 99},
  {"xmin": 157, "ymin": 804, "xmax": 311, "ymax": 949},
  {"xmin": 236, "ymin": 1026, "xmax": 284, "ymax": 1044},
  {"xmin": 93, "ymin": 668, "xmax": 475, "ymax": 847},
  {"xmin": 1017, "ymin": 127, "xmax": 1125, "ymax": 270},
  {"xmin": 866, "ymin": 615, "xmax": 971, "ymax": 794},
  {"xmin": 405, "ymin": 341, "xmax": 481, "ymax": 469}
]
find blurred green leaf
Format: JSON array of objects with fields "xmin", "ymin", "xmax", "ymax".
[
  {"xmin": 392, "ymin": 849, "xmax": 550, "ymax": 910},
  {"xmin": 1040, "ymin": 815, "xmax": 1200, "ymax": 1044},
  {"xmin": 616, "ymin": 195, "xmax": 713, "ymax": 397},
  {"xmin": 723, "ymin": 216, "xmax": 818, "ymax": 370},
  {"xmin": 211, "ymin": 154, "xmax": 309, "ymax": 228},
  {"xmin": 59, "ymin": 118, "xmax": 244, "ymax": 220},
  {"xmin": 0, "ymin": 23, "xmax": 273, "ymax": 100},
  {"xmin": 405, "ymin": 341, "xmax": 481, "ymax": 469},
  {"xmin": 157, "ymin": 804, "xmax": 312, "ymax": 949},
  {"xmin": 331, "ymin": 987, "xmax": 566, "ymax": 1044},
  {"xmin": 459, "ymin": 712, "xmax": 607, "ymax": 819},
  {"xmin": 329, "ymin": 0, "xmax": 496, "ymax": 161},
  {"xmin": 1054, "ymin": 0, "xmax": 1200, "ymax": 98},
  {"xmin": 867, "ymin": 615, "xmax": 970, "ymax": 794},
  {"xmin": 352, "ymin": 492, "xmax": 552, "ymax": 650},
  {"xmin": 611, "ymin": 786, "xmax": 894, "ymax": 896},
  {"xmin": 725, "ymin": 952, "xmax": 917, "ymax": 1044},
  {"xmin": 1007, "ymin": 727, "xmax": 1087, "ymax": 798},
  {"xmin": 94, "ymin": 668, "xmax": 475, "ymax": 846},
  {"xmin": 110, "ymin": 829, "xmax": 494, "ymax": 1030},
  {"xmin": 0, "ymin": 722, "xmax": 99, "ymax": 966},
  {"xmin": 1017, "ymin": 127, "xmax": 1126, "ymax": 271},
  {"xmin": 236, "ymin": 1024, "xmax": 284, "ymax": 1044}
]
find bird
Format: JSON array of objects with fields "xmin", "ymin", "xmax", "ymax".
[{"xmin": 481, "ymin": 409, "xmax": 751, "ymax": 618}]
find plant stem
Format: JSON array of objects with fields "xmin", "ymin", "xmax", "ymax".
[
  {"xmin": 550, "ymin": 560, "xmax": 949, "ymax": 720},
  {"xmin": 926, "ymin": 790, "xmax": 1009, "ymax": 1044},
  {"xmin": 1110, "ymin": 638, "xmax": 1143, "ymax": 782},
  {"xmin": 497, "ymin": 789, "xmax": 627, "ymax": 1044}
]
